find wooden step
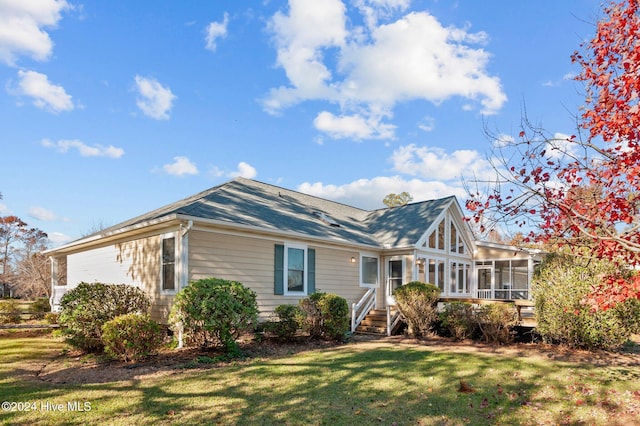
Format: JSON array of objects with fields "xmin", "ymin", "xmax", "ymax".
[{"xmin": 354, "ymin": 308, "xmax": 401, "ymax": 335}]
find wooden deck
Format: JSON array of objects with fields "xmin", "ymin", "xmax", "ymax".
[{"xmin": 438, "ymin": 297, "xmax": 537, "ymax": 328}]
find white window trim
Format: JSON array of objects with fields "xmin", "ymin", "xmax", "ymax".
[
  {"xmin": 283, "ymin": 242, "xmax": 308, "ymax": 296},
  {"xmin": 360, "ymin": 253, "xmax": 380, "ymax": 288},
  {"xmin": 160, "ymin": 232, "xmax": 179, "ymax": 295}
]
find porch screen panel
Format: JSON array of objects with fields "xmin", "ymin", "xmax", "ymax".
[{"xmin": 511, "ymin": 259, "xmax": 528, "ymax": 299}]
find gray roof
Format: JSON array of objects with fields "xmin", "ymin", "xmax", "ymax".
[{"xmin": 78, "ymin": 178, "xmax": 457, "ymax": 249}]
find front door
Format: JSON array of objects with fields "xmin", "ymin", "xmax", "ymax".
[{"xmin": 386, "ymin": 259, "xmax": 403, "ymax": 305}]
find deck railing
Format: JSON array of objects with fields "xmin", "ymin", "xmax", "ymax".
[
  {"xmin": 351, "ymin": 287, "xmax": 376, "ymax": 332},
  {"xmin": 476, "ymin": 289, "xmax": 529, "ymax": 300}
]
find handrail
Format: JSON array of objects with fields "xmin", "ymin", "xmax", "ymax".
[
  {"xmin": 386, "ymin": 305, "xmax": 402, "ymax": 336},
  {"xmin": 351, "ymin": 288, "xmax": 376, "ymax": 332}
]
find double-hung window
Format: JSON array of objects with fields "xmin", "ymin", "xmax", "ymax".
[
  {"xmin": 274, "ymin": 243, "xmax": 315, "ymax": 296},
  {"xmin": 161, "ymin": 235, "xmax": 177, "ymax": 292},
  {"xmin": 285, "ymin": 244, "xmax": 307, "ymax": 294}
]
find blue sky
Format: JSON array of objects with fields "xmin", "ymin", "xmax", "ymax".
[{"xmin": 0, "ymin": 0, "xmax": 601, "ymax": 246}]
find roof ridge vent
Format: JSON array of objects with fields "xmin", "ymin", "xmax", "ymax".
[{"xmin": 313, "ymin": 211, "xmax": 340, "ymax": 227}]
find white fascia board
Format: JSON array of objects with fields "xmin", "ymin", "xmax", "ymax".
[{"xmin": 44, "ymin": 214, "xmax": 183, "ymax": 255}]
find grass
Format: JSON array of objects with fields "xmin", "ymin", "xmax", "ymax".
[{"xmin": 1, "ymin": 331, "xmax": 640, "ymax": 425}]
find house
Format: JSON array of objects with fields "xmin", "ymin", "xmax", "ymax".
[{"xmin": 46, "ymin": 178, "xmax": 542, "ymax": 330}]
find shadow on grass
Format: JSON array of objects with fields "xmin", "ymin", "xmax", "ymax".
[{"xmin": 3, "ymin": 336, "xmax": 640, "ymax": 425}]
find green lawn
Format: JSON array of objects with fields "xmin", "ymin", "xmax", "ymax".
[{"xmin": 1, "ymin": 331, "xmax": 639, "ymax": 425}]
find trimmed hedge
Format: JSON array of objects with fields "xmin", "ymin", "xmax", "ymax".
[
  {"xmin": 58, "ymin": 282, "xmax": 151, "ymax": 352},
  {"xmin": 102, "ymin": 314, "xmax": 164, "ymax": 362},
  {"xmin": 169, "ymin": 278, "xmax": 259, "ymax": 352},
  {"xmin": 299, "ymin": 292, "xmax": 349, "ymax": 341}
]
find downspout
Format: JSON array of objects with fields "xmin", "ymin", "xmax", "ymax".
[
  {"xmin": 48, "ymin": 256, "xmax": 55, "ymax": 313},
  {"xmin": 176, "ymin": 220, "xmax": 193, "ymax": 349}
]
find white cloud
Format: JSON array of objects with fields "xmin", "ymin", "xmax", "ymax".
[
  {"xmin": 313, "ymin": 111, "xmax": 395, "ymax": 140},
  {"xmin": 0, "ymin": 203, "xmax": 8, "ymax": 214},
  {"xmin": 0, "ymin": 0, "xmax": 69, "ymax": 65},
  {"xmin": 418, "ymin": 116, "xmax": 435, "ymax": 132},
  {"xmin": 390, "ymin": 144, "xmax": 496, "ymax": 181},
  {"xmin": 28, "ymin": 206, "xmax": 68, "ymax": 222},
  {"xmin": 163, "ymin": 156, "xmax": 199, "ymax": 176},
  {"xmin": 134, "ymin": 75, "xmax": 176, "ymax": 120},
  {"xmin": 14, "ymin": 70, "xmax": 74, "ymax": 113},
  {"xmin": 298, "ymin": 175, "xmax": 466, "ymax": 210},
  {"xmin": 264, "ymin": 2, "xmax": 506, "ymax": 140},
  {"xmin": 492, "ymin": 133, "xmax": 514, "ymax": 148},
  {"xmin": 263, "ymin": 0, "xmax": 347, "ymax": 112},
  {"xmin": 228, "ymin": 161, "xmax": 257, "ymax": 179},
  {"xmin": 544, "ymin": 132, "xmax": 579, "ymax": 159},
  {"xmin": 47, "ymin": 231, "xmax": 72, "ymax": 245},
  {"xmin": 205, "ymin": 13, "xmax": 229, "ymax": 52},
  {"xmin": 42, "ymin": 138, "xmax": 124, "ymax": 158},
  {"xmin": 211, "ymin": 161, "xmax": 258, "ymax": 179}
]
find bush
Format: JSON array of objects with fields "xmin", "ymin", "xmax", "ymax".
[
  {"xmin": 102, "ymin": 314, "xmax": 164, "ymax": 362},
  {"xmin": 267, "ymin": 304, "xmax": 303, "ymax": 341},
  {"xmin": 30, "ymin": 298, "xmax": 51, "ymax": 320},
  {"xmin": 440, "ymin": 302, "xmax": 476, "ymax": 340},
  {"xmin": 393, "ymin": 281, "xmax": 440, "ymax": 337},
  {"xmin": 298, "ymin": 292, "xmax": 350, "ymax": 341},
  {"xmin": 58, "ymin": 282, "xmax": 151, "ymax": 352},
  {"xmin": 317, "ymin": 293, "xmax": 350, "ymax": 341},
  {"xmin": 298, "ymin": 292, "xmax": 324, "ymax": 338},
  {"xmin": 533, "ymin": 253, "xmax": 640, "ymax": 350},
  {"xmin": 169, "ymin": 278, "xmax": 258, "ymax": 352},
  {"xmin": 44, "ymin": 312, "xmax": 59, "ymax": 325},
  {"xmin": 475, "ymin": 303, "xmax": 516, "ymax": 344},
  {"xmin": 0, "ymin": 299, "xmax": 22, "ymax": 324}
]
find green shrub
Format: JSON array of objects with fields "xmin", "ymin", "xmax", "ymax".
[
  {"xmin": 0, "ymin": 299, "xmax": 22, "ymax": 324},
  {"xmin": 298, "ymin": 292, "xmax": 350, "ymax": 341},
  {"xmin": 533, "ymin": 253, "xmax": 640, "ymax": 350},
  {"xmin": 440, "ymin": 302, "xmax": 476, "ymax": 340},
  {"xmin": 268, "ymin": 304, "xmax": 303, "ymax": 341},
  {"xmin": 393, "ymin": 281, "xmax": 440, "ymax": 337},
  {"xmin": 317, "ymin": 293, "xmax": 349, "ymax": 341},
  {"xmin": 58, "ymin": 282, "xmax": 151, "ymax": 352},
  {"xmin": 475, "ymin": 303, "xmax": 516, "ymax": 344},
  {"xmin": 30, "ymin": 298, "xmax": 51, "ymax": 320},
  {"xmin": 44, "ymin": 312, "xmax": 59, "ymax": 325},
  {"xmin": 102, "ymin": 314, "xmax": 164, "ymax": 362},
  {"xmin": 169, "ymin": 278, "xmax": 258, "ymax": 352},
  {"xmin": 298, "ymin": 292, "xmax": 325, "ymax": 338}
]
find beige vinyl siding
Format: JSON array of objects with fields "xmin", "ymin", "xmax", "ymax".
[
  {"xmin": 188, "ymin": 230, "xmax": 364, "ymax": 319},
  {"xmin": 314, "ymin": 246, "xmax": 362, "ymax": 307},
  {"xmin": 67, "ymin": 244, "xmax": 142, "ymax": 289},
  {"xmin": 64, "ymin": 235, "xmax": 175, "ymax": 322}
]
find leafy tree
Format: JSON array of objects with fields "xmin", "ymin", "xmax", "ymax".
[
  {"xmin": 383, "ymin": 192, "xmax": 413, "ymax": 207},
  {"xmin": 0, "ymin": 216, "xmax": 28, "ymax": 285},
  {"xmin": 466, "ymin": 0, "xmax": 640, "ymax": 309},
  {"xmin": 0, "ymin": 216, "xmax": 50, "ymax": 298},
  {"xmin": 533, "ymin": 252, "xmax": 640, "ymax": 350}
]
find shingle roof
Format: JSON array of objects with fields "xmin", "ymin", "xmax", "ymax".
[{"xmin": 77, "ymin": 178, "xmax": 457, "ymax": 249}]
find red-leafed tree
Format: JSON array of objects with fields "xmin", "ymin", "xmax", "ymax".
[{"xmin": 466, "ymin": 0, "xmax": 640, "ymax": 309}]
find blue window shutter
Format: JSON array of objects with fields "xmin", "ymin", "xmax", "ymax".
[
  {"xmin": 308, "ymin": 248, "xmax": 315, "ymax": 294},
  {"xmin": 274, "ymin": 244, "xmax": 284, "ymax": 295}
]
